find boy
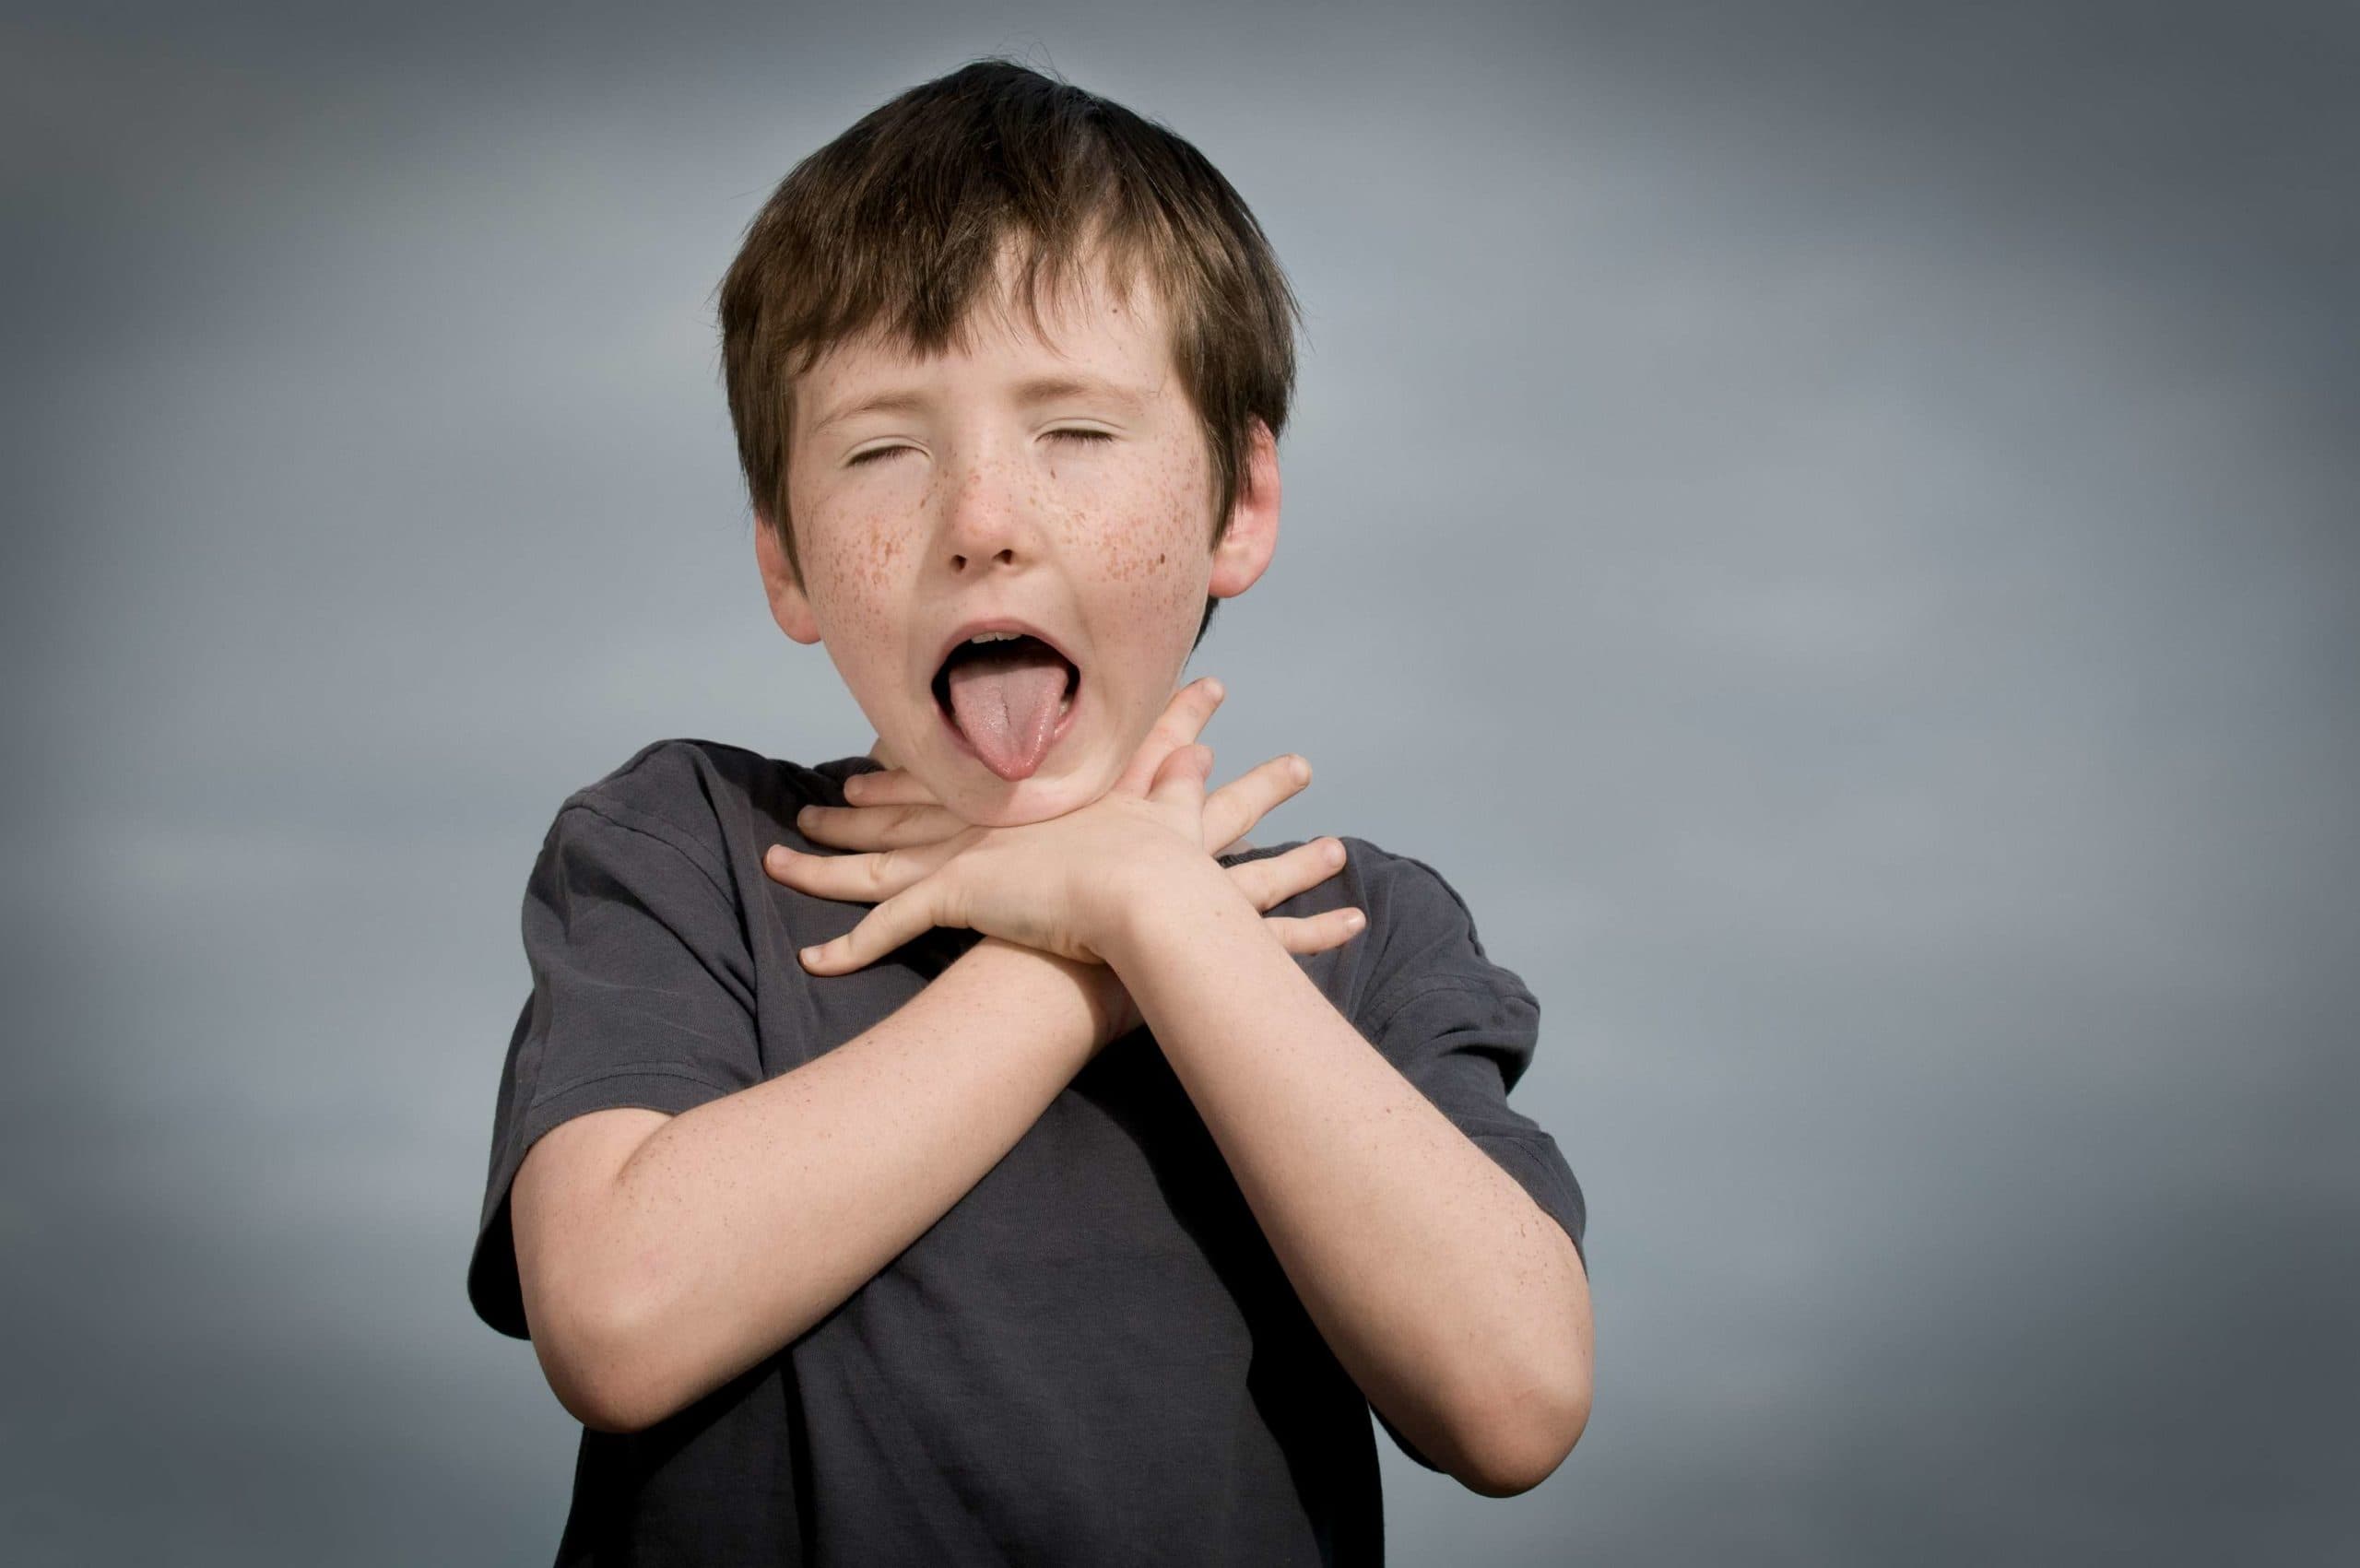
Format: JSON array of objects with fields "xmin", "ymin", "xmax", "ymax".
[{"xmin": 468, "ymin": 58, "xmax": 1590, "ymax": 1564}]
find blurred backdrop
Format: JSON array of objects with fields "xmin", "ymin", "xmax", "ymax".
[{"xmin": 5, "ymin": 2, "xmax": 2355, "ymax": 1562}]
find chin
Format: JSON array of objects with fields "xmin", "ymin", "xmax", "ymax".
[{"xmin": 941, "ymin": 772, "xmax": 1093, "ymax": 829}]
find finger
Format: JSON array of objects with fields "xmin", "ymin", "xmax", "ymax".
[
  {"xmin": 842, "ymin": 768, "xmax": 937, "ymax": 807},
  {"xmin": 1225, "ymin": 837, "xmax": 1348, "ymax": 910},
  {"xmin": 796, "ymin": 800, "xmax": 967, "ymax": 851},
  {"xmin": 1261, "ymin": 907, "xmax": 1369, "ymax": 954},
  {"xmin": 1147, "ymin": 741, "xmax": 1213, "ymax": 811},
  {"xmin": 1114, "ymin": 677, "xmax": 1225, "ymax": 796},
  {"xmin": 1201, "ymin": 753, "xmax": 1312, "ymax": 858},
  {"xmin": 797, "ymin": 880, "xmax": 946, "ymax": 974},
  {"xmin": 764, "ymin": 837, "xmax": 960, "ymax": 902}
]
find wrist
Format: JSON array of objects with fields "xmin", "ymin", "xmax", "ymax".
[
  {"xmin": 942, "ymin": 935, "xmax": 1120, "ymax": 1055},
  {"xmin": 1097, "ymin": 843, "xmax": 1249, "ymax": 972}
]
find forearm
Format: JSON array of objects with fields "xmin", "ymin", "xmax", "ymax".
[
  {"xmin": 1104, "ymin": 859, "xmax": 1591, "ymax": 1493},
  {"xmin": 590, "ymin": 936, "xmax": 1112, "ymax": 1430}
]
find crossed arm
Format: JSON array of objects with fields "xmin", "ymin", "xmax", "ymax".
[
  {"xmin": 1104, "ymin": 854, "xmax": 1591, "ymax": 1494},
  {"xmin": 513, "ymin": 790, "xmax": 1587, "ymax": 1500},
  {"xmin": 515, "ymin": 894, "xmax": 1587, "ymax": 1496}
]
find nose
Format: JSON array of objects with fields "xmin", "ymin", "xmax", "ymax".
[{"xmin": 936, "ymin": 439, "xmax": 1036, "ymax": 575}]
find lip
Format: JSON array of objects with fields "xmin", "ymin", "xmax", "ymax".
[
  {"xmin": 936, "ymin": 666, "xmax": 1083, "ymax": 779},
  {"xmin": 929, "ymin": 615, "xmax": 1084, "ymax": 678}
]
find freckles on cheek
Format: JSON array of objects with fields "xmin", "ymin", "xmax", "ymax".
[
  {"xmin": 1100, "ymin": 462, "xmax": 1210, "ymax": 623},
  {"xmin": 1103, "ymin": 511, "xmax": 1201, "ymax": 626},
  {"xmin": 863, "ymin": 524, "xmax": 907, "ymax": 590},
  {"xmin": 808, "ymin": 513, "xmax": 911, "ymax": 654},
  {"xmin": 818, "ymin": 504, "xmax": 904, "ymax": 583}
]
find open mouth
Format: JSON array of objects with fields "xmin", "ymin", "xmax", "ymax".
[{"xmin": 932, "ymin": 633, "xmax": 1081, "ymax": 781}]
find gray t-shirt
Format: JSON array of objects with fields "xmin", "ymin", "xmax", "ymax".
[{"xmin": 468, "ymin": 737, "xmax": 1587, "ymax": 1565}]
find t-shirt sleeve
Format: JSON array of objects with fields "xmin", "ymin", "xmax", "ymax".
[
  {"xmin": 1349, "ymin": 843, "xmax": 1588, "ymax": 1474},
  {"xmin": 466, "ymin": 796, "xmax": 765, "ymax": 1340}
]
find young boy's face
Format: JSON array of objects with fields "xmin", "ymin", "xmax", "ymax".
[{"xmin": 756, "ymin": 250, "xmax": 1280, "ymax": 829}]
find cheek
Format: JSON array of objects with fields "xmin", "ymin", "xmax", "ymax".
[
  {"xmin": 1086, "ymin": 459, "xmax": 1212, "ymax": 631},
  {"xmin": 803, "ymin": 510, "xmax": 914, "ymax": 659}
]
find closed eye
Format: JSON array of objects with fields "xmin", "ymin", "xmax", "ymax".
[{"xmin": 846, "ymin": 430, "xmax": 1113, "ymax": 467}]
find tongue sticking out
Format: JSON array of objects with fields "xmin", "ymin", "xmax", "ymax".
[{"xmin": 944, "ymin": 643, "xmax": 1073, "ymax": 782}]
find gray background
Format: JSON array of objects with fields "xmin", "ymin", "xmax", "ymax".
[{"xmin": 6, "ymin": 2, "xmax": 2354, "ymax": 1563}]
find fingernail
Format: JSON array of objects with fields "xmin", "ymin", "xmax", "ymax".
[
  {"xmin": 1205, "ymin": 678, "xmax": 1225, "ymax": 701},
  {"xmin": 799, "ymin": 944, "xmax": 824, "ymax": 965},
  {"xmin": 1292, "ymin": 756, "xmax": 1312, "ymax": 785},
  {"xmin": 1324, "ymin": 839, "xmax": 1345, "ymax": 865},
  {"xmin": 1343, "ymin": 909, "xmax": 1366, "ymax": 929},
  {"xmin": 796, "ymin": 805, "xmax": 817, "ymax": 825},
  {"xmin": 842, "ymin": 775, "xmax": 863, "ymax": 798}
]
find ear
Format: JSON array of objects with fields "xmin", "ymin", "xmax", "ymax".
[
  {"xmin": 753, "ymin": 513, "xmax": 822, "ymax": 644},
  {"xmin": 1207, "ymin": 419, "xmax": 1280, "ymax": 600}
]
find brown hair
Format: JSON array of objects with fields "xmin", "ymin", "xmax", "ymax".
[{"xmin": 718, "ymin": 58, "xmax": 1304, "ymax": 650}]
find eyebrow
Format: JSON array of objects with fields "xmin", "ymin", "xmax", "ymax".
[{"xmin": 809, "ymin": 373, "xmax": 1151, "ymax": 439}]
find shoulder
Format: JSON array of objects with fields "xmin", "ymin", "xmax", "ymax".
[
  {"xmin": 1335, "ymin": 836, "xmax": 1489, "ymax": 944},
  {"xmin": 1327, "ymin": 836, "xmax": 1532, "ymax": 1020},
  {"xmin": 561, "ymin": 735, "xmax": 842, "ymax": 815},
  {"xmin": 538, "ymin": 737, "xmax": 857, "ymax": 893}
]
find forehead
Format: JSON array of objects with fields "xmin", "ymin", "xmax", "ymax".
[{"xmin": 795, "ymin": 251, "xmax": 1179, "ymax": 438}]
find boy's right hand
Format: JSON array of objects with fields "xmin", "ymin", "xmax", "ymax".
[{"xmin": 785, "ymin": 686, "xmax": 1363, "ymax": 1048}]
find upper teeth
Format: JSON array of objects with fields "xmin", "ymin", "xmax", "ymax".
[{"xmin": 967, "ymin": 631, "xmax": 1025, "ymax": 644}]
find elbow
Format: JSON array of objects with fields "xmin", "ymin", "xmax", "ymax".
[
  {"xmin": 559, "ymin": 1369, "xmax": 663, "ymax": 1438},
  {"xmin": 1461, "ymin": 1228, "xmax": 1593, "ymax": 1496},
  {"xmin": 531, "ymin": 1283, "xmax": 678, "ymax": 1436},
  {"xmin": 1458, "ymin": 1361, "xmax": 1592, "ymax": 1498}
]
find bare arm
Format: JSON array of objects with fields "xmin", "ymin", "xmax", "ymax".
[
  {"xmin": 1104, "ymin": 853, "xmax": 1593, "ymax": 1496},
  {"xmin": 513, "ymin": 935, "xmax": 1112, "ymax": 1433}
]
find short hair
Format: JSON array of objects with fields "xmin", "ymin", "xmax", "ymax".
[{"xmin": 718, "ymin": 58, "xmax": 1304, "ymax": 651}]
